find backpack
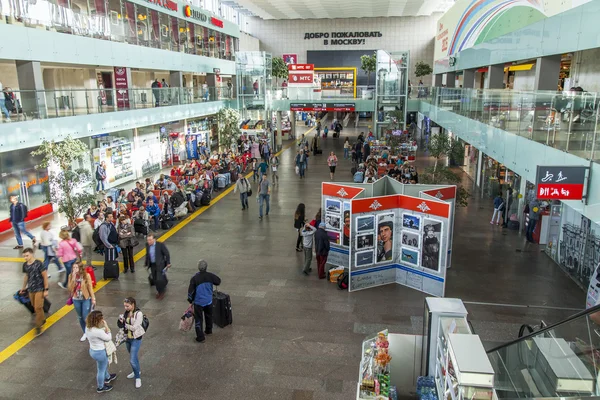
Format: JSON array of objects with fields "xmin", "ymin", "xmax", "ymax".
[
  {"xmin": 140, "ymin": 311, "xmax": 149, "ymax": 332},
  {"xmin": 170, "ymin": 192, "xmax": 185, "ymax": 208},
  {"xmin": 21, "ymin": 203, "xmax": 28, "ymax": 219},
  {"xmin": 92, "ymin": 227, "xmax": 103, "ymax": 248},
  {"xmin": 71, "ymin": 226, "xmax": 81, "ymax": 242},
  {"xmin": 201, "ymin": 190, "xmax": 211, "ymax": 206},
  {"xmin": 337, "ymin": 271, "xmax": 349, "ymax": 290}
]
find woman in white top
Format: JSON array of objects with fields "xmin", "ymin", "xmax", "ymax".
[
  {"xmin": 40, "ymin": 222, "xmax": 64, "ymax": 276},
  {"xmin": 117, "ymin": 297, "xmax": 145, "ymax": 389},
  {"xmin": 327, "ymin": 152, "xmax": 338, "ymax": 181},
  {"xmin": 85, "ymin": 310, "xmax": 116, "ymax": 393},
  {"xmin": 270, "ymin": 155, "xmax": 279, "ymax": 185}
]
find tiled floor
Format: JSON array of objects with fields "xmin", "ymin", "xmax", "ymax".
[{"xmin": 0, "ymin": 123, "xmax": 584, "ymax": 399}]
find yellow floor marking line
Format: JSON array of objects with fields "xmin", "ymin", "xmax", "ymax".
[{"xmin": 0, "ymin": 136, "xmax": 302, "ymax": 364}]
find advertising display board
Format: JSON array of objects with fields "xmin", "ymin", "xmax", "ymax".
[
  {"xmin": 321, "ymin": 177, "xmax": 455, "ymax": 297},
  {"xmin": 535, "ymin": 165, "xmax": 588, "ymax": 200}
]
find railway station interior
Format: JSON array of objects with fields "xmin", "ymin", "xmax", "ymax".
[{"xmin": 0, "ymin": 0, "xmax": 600, "ymax": 398}]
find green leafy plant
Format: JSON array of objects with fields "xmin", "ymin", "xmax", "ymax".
[
  {"xmin": 272, "ymin": 56, "xmax": 288, "ymax": 86},
  {"xmin": 421, "ymin": 130, "xmax": 471, "ymax": 207},
  {"xmin": 31, "ymin": 136, "xmax": 96, "ymax": 226},
  {"xmin": 360, "ymin": 53, "xmax": 377, "ymax": 86},
  {"xmin": 216, "ymin": 107, "xmax": 241, "ymax": 151},
  {"xmin": 415, "ymin": 61, "xmax": 433, "ymax": 78}
]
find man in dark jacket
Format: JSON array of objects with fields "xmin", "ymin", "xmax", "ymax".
[
  {"xmin": 314, "ymin": 222, "xmax": 330, "ymax": 279},
  {"xmin": 187, "ymin": 259, "xmax": 221, "ymax": 343},
  {"xmin": 99, "ymin": 212, "xmax": 119, "ymax": 262},
  {"xmin": 145, "ymin": 234, "xmax": 171, "ymax": 299},
  {"xmin": 9, "ymin": 194, "xmax": 35, "ymax": 249}
]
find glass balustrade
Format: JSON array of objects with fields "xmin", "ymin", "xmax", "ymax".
[
  {"xmin": 420, "ymin": 87, "xmax": 600, "ymax": 164},
  {"xmin": 0, "ymin": 87, "xmax": 230, "ymax": 122},
  {"xmin": 487, "ymin": 305, "xmax": 600, "ymax": 399}
]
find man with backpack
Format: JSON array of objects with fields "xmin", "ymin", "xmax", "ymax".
[
  {"xmin": 187, "ymin": 259, "xmax": 221, "ymax": 343},
  {"xmin": 9, "ymin": 194, "xmax": 35, "ymax": 250},
  {"xmin": 98, "ymin": 213, "xmax": 119, "ymax": 262},
  {"xmin": 491, "ymin": 193, "xmax": 505, "ymax": 226}
]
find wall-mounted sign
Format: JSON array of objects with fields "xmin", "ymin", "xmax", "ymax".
[
  {"xmin": 183, "ymin": 5, "xmax": 207, "ymax": 21},
  {"xmin": 210, "ymin": 16, "xmax": 223, "ymax": 28},
  {"xmin": 290, "ymin": 103, "xmax": 355, "ymax": 112},
  {"xmin": 283, "ymin": 54, "xmax": 297, "ymax": 65},
  {"xmin": 213, "ymin": 68, "xmax": 220, "ymax": 74},
  {"xmin": 304, "ymin": 31, "xmax": 382, "ymax": 46},
  {"xmin": 288, "ymin": 64, "xmax": 313, "ymax": 71},
  {"xmin": 535, "ymin": 165, "xmax": 588, "ymax": 200},
  {"xmin": 147, "ymin": 0, "xmax": 177, "ymax": 12}
]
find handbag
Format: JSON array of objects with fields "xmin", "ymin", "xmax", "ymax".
[
  {"xmin": 66, "ymin": 297, "xmax": 73, "ymax": 306},
  {"xmin": 179, "ymin": 305, "xmax": 194, "ymax": 332}
]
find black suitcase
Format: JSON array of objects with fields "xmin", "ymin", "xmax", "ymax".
[
  {"xmin": 103, "ymin": 260, "xmax": 120, "ymax": 280},
  {"xmin": 212, "ymin": 290, "xmax": 232, "ymax": 328},
  {"xmin": 22, "ymin": 297, "xmax": 51, "ymax": 314}
]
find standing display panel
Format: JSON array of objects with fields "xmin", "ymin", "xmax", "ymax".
[
  {"xmin": 321, "ymin": 183, "xmax": 365, "ymax": 268},
  {"xmin": 350, "ymin": 194, "xmax": 452, "ymax": 296},
  {"xmin": 321, "ymin": 177, "xmax": 456, "ymax": 297}
]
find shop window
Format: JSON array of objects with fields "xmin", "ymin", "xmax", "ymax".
[
  {"xmin": 186, "ymin": 22, "xmax": 196, "ymax": 55},
  {"xmin": 106, "ymin": 0, "xmax": 124, "ymax": 42},
  {"xmin": 177, "ymin": 18, "xmax": 188, "ymax": 54},
  {"xmin": 158, "ymin": 11, "xmax": 170, "ymax": 50},
  {"xmin": 122, "ymin": 0, "xmax": 135, "ymax": 44}
]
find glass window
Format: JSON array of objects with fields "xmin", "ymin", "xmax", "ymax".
[
  {"xmin": 106, "ymin": 0, "xmax": 124, "ymax": 42},
  {"xmin": 186, "ymin": 21, "xmax": 195, "ymax": 55},
  {"xmin": 159, "ymin": 11, "xmax": 170, "ymax": 50},
  {"xmin": 136, "ymin": 4, "xmax": 150, "ymax": 47},
  {"xmin": 122, "ymin": 0, "xmax": 136, "ymax": 44},
  {"xmin": 149, "ymin": 9, "xmax": 160, "ymax": 48},
  {"xmin": 178, "ymin": 17, "xmax": 188, "ymax": 53},
  {"xmin": 202, "ymin": 26, "xmax": 210, "ymax": 57},
  {"xmin": 169, "ymin": 15, "xmax": 179, "ymax": 51}
]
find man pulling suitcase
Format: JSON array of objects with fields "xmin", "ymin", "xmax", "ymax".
[
  {"xmin": 145, "ymin": 234, "xmax": 171, "ymax": 300},
  {"xmin": 187, "ymin": 260, "xmax": 223, "ymax": 343}
]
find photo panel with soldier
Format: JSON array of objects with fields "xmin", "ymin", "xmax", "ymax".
[
  {"xmin": 325, "ymin": 213, "xmax": 341, "ymax": 230},
  {"xmin": 376, "ymin": 213, "xmax": 395, "ymax": 263},
  {"xmin": 421, "ymin": 219, "xmax": 443, "ymax": 271},
  {"xmin": 342, "ymin": 210, "xmax": 350, "ymax": 246}
]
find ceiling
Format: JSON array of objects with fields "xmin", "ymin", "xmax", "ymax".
[{"xmin": 222, "ymin": 0, "xmax": 455, "ymax": 19}]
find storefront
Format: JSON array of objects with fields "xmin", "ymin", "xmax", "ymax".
[
  {"xmin": 0, "ymin": 147, "xmax": 51, "ymax": 232},
  {"xmin": 479, "ymin": 154, "xmax": 520, "ymax": 200},
  {"xmin": 462, "ymin": 144, "xmax": 479, "ymax": 181},
  {"xmin": 90, "ymin": 130, "xmax": 135, "ymax": 189},
  {"xmin": 186, "ymin": 116, "xmax": 217, "ymax": 157}
]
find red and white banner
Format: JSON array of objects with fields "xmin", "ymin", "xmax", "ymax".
[
  {"xmin": 322, "ymin": 183, "xmax": 364, "ymax": 199},
  {"xmin": 422, "ymin": 186, "xmax": 457, "ymax": 201},
  {"xmin": 288, "ymin": 64, "xmax": 313, "ymax": 71},
  {"xmin": 352, "ymin": 194, "xmax": 450, "ymax": 219},
  {"xmin": 113, "ymin": 67, "xmax": 130, "ymax": 110}
]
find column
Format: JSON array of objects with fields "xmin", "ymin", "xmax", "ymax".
[
  {"xmin": 290, "ymin": 111, "xmax": 296, "ymax": 140},
  {"xmin": 445, "ymin": 72, "xmax": 456, "ymax": 88},
  {"xmin": 462, "ymin": 69, "xmax": 475, "ymax": 88},
  {"xmin": 485, "ymin": 64, "xmax": 505, "ymax": 89},
  {"xmin": 16, "ymin": 61, "xmax": 47, "ymax": 118},
  {"xmin": 434, "ymin": 74, "xmax": 443, "ymax": 87},
  {"xmin": 475, "ymin": 150, "xmax": 483, "ymax": 188},
  {"xmin": 205, "ymin": 73, "xmax": 217, "ymax": 101},
  {"xmin": 83, "ymin": 69, "xmax": 99, "ymax": 114},
  {"xmin": 169, "ymin": 71, "xmax": 184, "ymax": 104},
  {"xmin": 276, "ymin": 111, "xmax": 283, "ymax": 151},
  {"xmin": 534, "ymin": 55, "xmax": 561, "ymax": 91}
]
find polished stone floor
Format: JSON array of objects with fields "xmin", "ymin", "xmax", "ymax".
[{"xmin": 0, "ymin": 123, "xmax": 584, "ymax": 399}]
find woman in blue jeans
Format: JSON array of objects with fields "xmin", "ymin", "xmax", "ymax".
[
  {"xmin": 68, "ymin": 262, "xmax": 96, "ymax": 342},
  {"xmin": 118, "ymin": 297, "xmax": 145, "ymax": 389},
  {"xmin": 85, "ymin": 310, "xmax": 116, "ymax": 393}
]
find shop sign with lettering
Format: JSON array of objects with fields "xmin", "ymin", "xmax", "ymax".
[
  {"xmin": 303, "ymin": 31, "xmax": 382, "ymax": 46},
  {"xmin": 147, "ymin": 0, "xmax": 178, "ymax": 12},
  {"xmin": 290, "ymin": 103, "xmax": 355, "ymax": 112},
  {"xmin": 535, "ymin": 165, "xmax": 588, "ymax": 200},
  {"xmin": 183, "ymin": 5, "xmax": 207, "ymax": 21}
]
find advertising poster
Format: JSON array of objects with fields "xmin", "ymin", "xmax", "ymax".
[
  {"xmin": 186, "ymin": 135, "xmax": 198, "ymax": 159},
  {"xmin": 586, "ymin": 262, "xmax": 600, "ymax": 309},
  {"xmin": 113, "ymin": 67, "xmax": 130, "ymax": 109},
  {"xmin": 376, "ymin": 213, "xmax": 395, "ymax": 263}
]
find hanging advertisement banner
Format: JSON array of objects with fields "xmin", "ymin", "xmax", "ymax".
[
  {"xmin": 186, "ymin": 135, "xmax": 198, "ymax": 159},
  {"xmin": 113, "ymin": 67, "xmax": 130, "ymax": 109}
]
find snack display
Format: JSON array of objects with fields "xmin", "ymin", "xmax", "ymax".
[{"xmin": 359, "ymin": 331, "xmax": 392, "ymax": 399}]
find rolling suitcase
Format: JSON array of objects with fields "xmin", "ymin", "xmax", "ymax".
[
  {"xmin": 103, "ymin": 260, "xmax": 120, "ymax": 280},
  {"xmin": 212, "ymin": 289, "xmax": 232, "ymax": 328}
]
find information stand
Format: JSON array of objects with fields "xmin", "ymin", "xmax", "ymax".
[{"xmin": 322, "ymin": 177, "xmax": 456, "ymax": 297}]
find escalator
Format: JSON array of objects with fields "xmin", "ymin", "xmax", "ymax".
[{"xmin": 485, "ymin": 304, "xmax": 600, "ymax": 399}]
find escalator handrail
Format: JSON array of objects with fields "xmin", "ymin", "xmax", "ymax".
[{"xmin": 486, "ymin": 304, "xmax": 596, "ymax": 354}]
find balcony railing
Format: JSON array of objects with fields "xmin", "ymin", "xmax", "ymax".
[
  {"xmin": 0, "ymin": 87, "xmax": 232, "ymax": 122},
  {"xmin": 420, "ymin": 87, "xmax": 600, "ymax": 163},
  {"xmin": 0, "ymin": 0, "xmax": 236, "ymax": 60},
  {"xmin": 269, "ymin": 86, "xmax": 375, "ymax": 100}
]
